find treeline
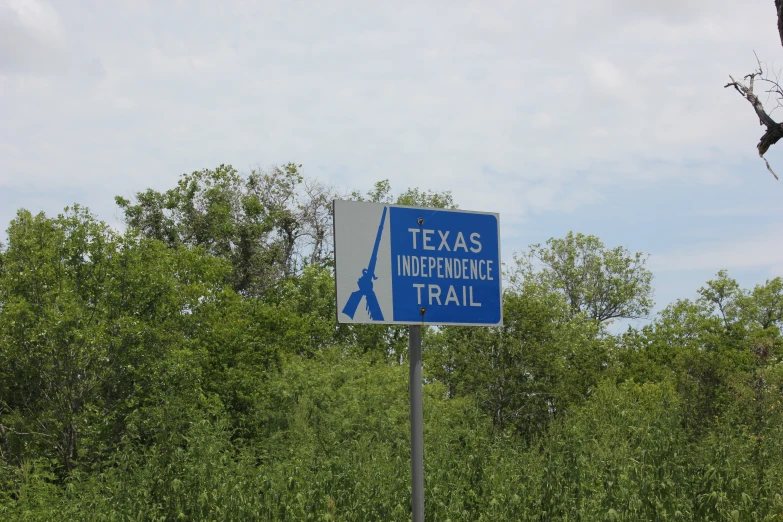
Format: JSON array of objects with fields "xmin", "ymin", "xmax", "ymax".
[{"xmin": 1, "ymin": 165, "xmax": 782, "ymax": 521}]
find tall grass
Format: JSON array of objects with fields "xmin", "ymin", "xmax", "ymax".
[{"xmin": 3, "ymin": 356, "xmax": 783, "ymax": 521}]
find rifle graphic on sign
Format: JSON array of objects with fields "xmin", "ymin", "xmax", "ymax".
[{"xmin": 342, "ymin": 206, "xmax": 387, "ymax": 320}]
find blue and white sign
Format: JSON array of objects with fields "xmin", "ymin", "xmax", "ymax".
[{"xmin": 333, "ymin": 200, "xmax": 502, "ymax": 326}]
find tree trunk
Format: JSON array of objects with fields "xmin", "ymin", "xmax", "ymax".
[
  {"xmin": 0, "ymin": 421, "xmax": 11, "ymax": 464},
  {"xmin": 758, "ymin": 122, "xmax": 783, "ymax": 155},
  {"xmin": 776, "ymin": 0, "xmax": 783, "ymax": 48}
]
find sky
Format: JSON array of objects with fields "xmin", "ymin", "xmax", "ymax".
[{"xmin": 2, "ymin": 0, "xmax": 783, "ymax": 327}]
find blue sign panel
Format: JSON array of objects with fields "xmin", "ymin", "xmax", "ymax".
[
  {"xmin": 334, "ymin": 200, "xmax": 502, "ymax": 326},
  {"xmin": 388, "ymin": 207, "xmax": 501, "ymax": 324}
]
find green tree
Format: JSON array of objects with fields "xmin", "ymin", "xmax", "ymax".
[
  {"xmin": 0, "ymin": 207, "xmax": 117, "ymax": 473},
  {"xmin": 514, "ymin": 231, "xmax": 653, "ymax": 323},
  {"xmin": 698, "ymin": 269, "xmax": 743, "ymax": 329},
  {"xmin": 0, "ymin": 206, "xmax": 232, "ymax": 475},
  {"xmin": 351, "ymin": 179, "xmax": 458, "ymax": 209},
  {"xmin": 742, "ymin": 276, "xmax": 783, "ymax": 331},
  {"xmin": 614, "ymin": 271, "xmax": 783, "ymax": 436},
  {"xmin": 116, "ymin": 164, "xmax": 339, "ymax": 295},
  {"xmin": 427, "ymin": 280, "xmax": 606, "ymax": 438}
]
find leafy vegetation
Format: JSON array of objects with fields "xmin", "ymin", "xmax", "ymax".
[{"xmin": 1, "ymin": 166, "xmax": 782, "ymax": 520}]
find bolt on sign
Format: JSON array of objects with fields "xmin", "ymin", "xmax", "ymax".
[{"xmin": 333, "ymin": 200, "xmax": 503, "ymax": 326}]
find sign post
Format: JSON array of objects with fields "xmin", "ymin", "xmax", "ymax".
[
  {"xmin": 333, "ymin": 200, "xmax": 502, "ymax": 521},
  {"xmin": 409, "ymin": 324, "xmax": 424, "ymax": 521}
]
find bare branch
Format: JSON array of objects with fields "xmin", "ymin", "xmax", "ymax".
[
  {"xmin": 777, "ymin": 0, "xmax": 783, "ymax": 48},
  {"xmin": 725, "ymin": 74, "xmax": 778, "ymax": 127},
  {"xmin": 725, "ymin": 67, "xmax": 783, "ymax": 179},
  {"xmin": 754, "ymin": 50, "xmax": 764, "ymax": 75},
  {"xmin": 763, "ymin": 156, "xmax": 780, "ymax": 180}
]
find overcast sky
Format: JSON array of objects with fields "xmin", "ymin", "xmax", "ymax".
[{"xmin": 2, "ymin": 0, "xmax": 783, "ymax": 324}]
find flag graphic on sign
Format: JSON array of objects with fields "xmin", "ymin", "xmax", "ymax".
[{"xmin": 341, "ymin": 206, "xmax": 387, "ymax": 320}]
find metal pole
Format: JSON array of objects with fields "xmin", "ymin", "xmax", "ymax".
[{"xmin": 409, "ymin": 324, "xmax": 424, "ymax": 522}]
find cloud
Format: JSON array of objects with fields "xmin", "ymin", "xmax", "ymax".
[
  {"xmin": 1, "ymin": 0, "xmax": 782, "ymax": 294},
  {"xmin": 694, "ymin": 205, "xmax": 783, "ymax": 218},
  {"xmin": 585, "ymin": 57, "xmax": 625, "ymax": 95},
  {"xmin": 650, "ymin": 223, "xmax": 783, "ymax": 275},
  {"xmin": 0, "ymin": 0, "xmax": 66, "ymax": 73}
]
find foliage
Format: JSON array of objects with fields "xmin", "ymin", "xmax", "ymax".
[
  {"xmin": 2, "ymin": 170, "xmax": 782, "ymax": 521},
  {"xmin": 513, "ymin": 231, "xmax": 654, "ymax": 323},
  {"xmin": 116, "ymin": 164, "xmax": 339, "ymax": 295},
  {"xmin": 351, "ymin": 179, "xmax": 458, "ymax": 209},
  {"xmin": 427, "ymin": 279, "xmax": 606, "ymax": 439},
  {"xmin": 0, "ymin": 206, "xmax": 231, "ymax": 476}
]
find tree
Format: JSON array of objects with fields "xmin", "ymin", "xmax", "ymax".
[
  {"xmin": 246, "ymin": 164, "xmax": 338, "ymax": 277},
  {"xmin": 0, "ymin": 207, "xmax": 117, "ymax": 473},
  {"xmin": 0, "ymin": 206, "xmax": 232, "ymax": 475},
  {"xmin": 427, "ymin": 279, "xmax": 606, "ymax": 438},
  {"xmin": 116, "ymin": 164, "xmax": 340, "ymax": 295},
  {"xmin": 697, "ymin": 269, "xmax": 743, "ymax": 329},
  {"xmin": 743, "ymin": 276, "xmax": 783, "ymax": 331},
  {"xmin": 614, "ymin": 270, "xmax": 783, "ymax": 434},
  {"xmin": 351, "ymin": 179, "xmax": 458, "ymax": 209},
  {"xmin": 724, "ymin": 3, "xmax": 783, "ymax": 180},
  {"xmin": 514, "ymin": 232, "xmax": 653, "ymax": 323}
]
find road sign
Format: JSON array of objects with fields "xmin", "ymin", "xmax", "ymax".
[{"xmin": 333, "ymin": 200, "xmax": 502, "ymax": 326}]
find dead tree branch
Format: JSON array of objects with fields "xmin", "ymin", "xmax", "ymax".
[
  {"xmin": 777, "ymin": 0, "xmax": 783, "ymax": 48},
  {"xmin": 725, "ymin": 61, "xmax": 782, "ymax": 180}
]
